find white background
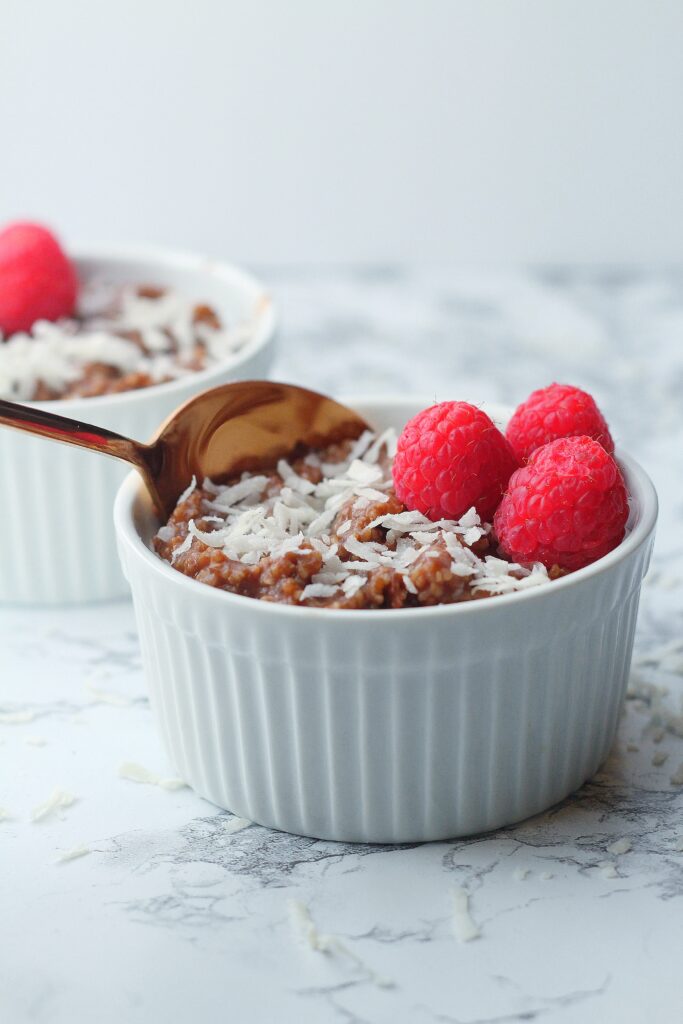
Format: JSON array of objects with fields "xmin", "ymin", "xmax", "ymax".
[{"xmin": 1, "ymin": 0, "xmax": 682, "ymax": 265}]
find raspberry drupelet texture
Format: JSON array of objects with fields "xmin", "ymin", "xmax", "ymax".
[
  {"xmin": 392, "ymin": 401, "xmax": 518, "ymax": 522},
  {"xmin": 506, "ymin": 383, "xmax": 614, "ymax": 463},
  {"xmin": 0, "ymin": 222, "xmax": 78, "ymax": 336},
  {"xmin": 494, "ymin": 435, "xmax": 628, "ymax": 571}
]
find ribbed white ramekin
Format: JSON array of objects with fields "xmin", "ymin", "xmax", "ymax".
[
  {"xmin": 0, "ymin": 246, "xmax": 276, "ymax": 605},
  {"xmin": 115, "ymin": 398, "xmax": 658, "ymax": 843}
]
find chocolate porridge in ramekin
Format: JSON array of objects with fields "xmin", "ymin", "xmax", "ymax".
[
  {"xmin": 0, "ymin": 280, "xmax": 255, "ymax": 402},
  {"xmin": 154, "ymin": 427, "xmax": 564, "ymax": 609},
  {"xmin": 0, "ymin": 247, "xmax": 275, "ymax": 605}
]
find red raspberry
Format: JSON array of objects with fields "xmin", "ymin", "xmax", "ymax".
[
  {"xmin": 392, "ymin": 401, "xmax": 518, "ymax": 522},
  {"xmin": 0, "ymin": 221, "xmax": 78, "ymax": 336},
  {"xmin": 506, "ymin": 382, "xmax": 614, "ymax": 463},
  {"xmin": 494, "ymin": 435, "xmax": 628, "ymax": 571}
]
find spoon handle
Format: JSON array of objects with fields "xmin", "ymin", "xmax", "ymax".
[{"xmin": 0, "ymin": 398, "xmax": 151, "ymax": 470}]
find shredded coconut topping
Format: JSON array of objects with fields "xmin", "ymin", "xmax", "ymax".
[
  {"xmin": 31, "ymin": 789, "xmax": 76, "ymax": 822},
  {"xmin": 164, "ymin": 427, "xmax": 551, "ymax": 605},
  {"xmin": 222, "ymin": 816, "xmax": 252, "ymax": 835},
  {"xmin": 288, "ymin": 899, "xmax": 394, "ymax": 988},
  {"xmin": 118, "ymin": 761, "xmax": 187, "ymax": 791},
  {"xmin": 606, "ymin": 837, "xmax": 632, "ymax": 856},
  {"xmin": 86, "ymin": 681, "xmax": 133, "ymax": 708},
  {"xmin": 598, "ymin": 860, "xmax": 619, "ymax": 879},
  {"xmin": 451, "ymin": 888, "xmax": 481, "ymax": 943},
  {"xmin": 0, "ymin": 280, "xmax": 254, "ymax": 401},
  {"xmin": 0, "ymin": 709, "xmax": 38, "ymax": 724},
  {"xmin": 55, "ymin": 845, "xmax": 92, "ymax": 864}
]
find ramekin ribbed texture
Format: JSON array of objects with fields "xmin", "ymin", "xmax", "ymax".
[
  {"xmin": 115, "ymin": 399, "xmax": 657, "ymax": 843},
  {"xmin": 0, "ymin": 247, "xmax": 276, "ymax": 605}
]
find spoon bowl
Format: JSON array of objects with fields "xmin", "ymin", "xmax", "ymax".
[{"xmin": 0, "ymin": 381, "xmax": 370, "ymax": 518}]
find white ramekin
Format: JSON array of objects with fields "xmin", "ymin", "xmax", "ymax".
[
  {"xmin": 0, "ymin": 246, "xmax": 276, "ymax": 605},
  {"xmin": 114, "ymin": 397, "xmax": 658, "ymax": 843}
]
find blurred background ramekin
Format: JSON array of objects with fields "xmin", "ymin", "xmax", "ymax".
[
  {"xmin": 114, "ymin": 397, "xmax": 658, "ymax": 843},
  {"xmin": 0, "ymin": 246, "xmax": 276, "ymax": 605}
]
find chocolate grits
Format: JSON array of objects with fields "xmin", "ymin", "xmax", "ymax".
[
  {"xmin": 0, "ymin": 282, "xmax": 252, "ymax": 401},
  {"xmin": 154, "ymin": 428, "xmax": 561, "ymax": 609}
]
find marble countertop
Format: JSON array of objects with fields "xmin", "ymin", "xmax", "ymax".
[{"xmin": 2, "ymin": 268, "xmax": 683, "ymax": 1024}]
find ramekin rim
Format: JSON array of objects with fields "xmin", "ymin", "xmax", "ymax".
[
  {"xmin": 113, "ymin": 394, "xmax": 659, "ymax": 622},
  {"xmin": 13, "ymin": 245, "xmax": 277, "ymax": 414}
]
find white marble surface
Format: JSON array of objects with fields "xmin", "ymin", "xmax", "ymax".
[{"xmin": 2, "ymin": 268, "xmax": 683, "ymax": 1024}]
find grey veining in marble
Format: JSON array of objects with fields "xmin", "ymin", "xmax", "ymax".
[{"xmin": 2, "ymin": 267, "xmax": 682, "ymax": 1024}]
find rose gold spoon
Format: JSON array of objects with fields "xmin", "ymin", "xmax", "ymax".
[{"xmin": 0, "ymin": 381, "xmax": 369, "ymax": 517}]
